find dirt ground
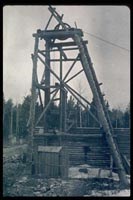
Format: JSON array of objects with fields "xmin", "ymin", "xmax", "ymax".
[{"xmin": 3, "ymin": 144, "xmax": 130, "ymax": 197}]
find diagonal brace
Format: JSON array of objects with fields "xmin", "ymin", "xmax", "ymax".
[
  {"xmin": 65, "ymin": 69, "xmax": 84, "ymax": 83},
  {"xmin": 63, "ymin": 54, "xmax": 80, "ymax": 81}
]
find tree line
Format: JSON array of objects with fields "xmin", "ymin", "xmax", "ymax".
[{"xmin": 3, "ymin": 93, "xmax": 130, "ymax": 144}]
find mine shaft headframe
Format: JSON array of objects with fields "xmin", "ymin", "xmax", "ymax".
[{"xmin": 28, "ymin": 5, "xmax": 130, "ymax": 187}]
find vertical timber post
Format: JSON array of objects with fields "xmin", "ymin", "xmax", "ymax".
[
  {"xmin": 59, "ymin": 48, "xmax": 67, "ymax": 133},
  {"xmin": 62, "ymin": 89, "xmax": 67, "ymax": 132},
  {"xmin": 29, "ymin": 34, "xmax": 39, "ymax": 170},
  {"xmin": 60, "ymin": 48, "xmax": 63, "ymax": 132},
  {"xmin": 44, "ymin": 40, "xmax": 51, "ymax": 132}
]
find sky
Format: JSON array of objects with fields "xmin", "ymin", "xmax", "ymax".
[{"xmin": 3, "ymin": 5, "xmax": 130, "ymax": 110}]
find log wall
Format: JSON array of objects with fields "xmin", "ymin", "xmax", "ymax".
[{"xmin": 33, "ymin": 128, "xmax": 130, "ymax": 170}]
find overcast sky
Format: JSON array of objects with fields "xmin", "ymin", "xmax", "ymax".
[{"xmin": 3, "ymin": 5, "xmax": 130, "ymax": 110}]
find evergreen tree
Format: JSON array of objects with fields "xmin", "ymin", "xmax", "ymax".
[
  {"xmin": 67, "ymin": 96, "xmax": 75, "ymax": 111},
  {"xmin": 89, "ymin": 98, "xmax": 99, "ymax": 127},
  {"xmin": 19, "ymin": 95, "xmax": 31, "ymax": 138},
  {"xmin": 110, "ymin": 107, "xmax": 125, "ymax": 128},
  {"xmin": 75, "ymin": 101, "xmax": 83, "ymax": 127},
  {"xmin": 123, "ymin": 103, "xmax": 130, "ymax": 128},
  {"xmin": 67, "ymin": 96, "xmax": 77, "ymax": 127},
  {"xmin": 3, "ymin": 98, "xmax": 13, "ymax": 144},
  {"xmin": 47, "ymin": 102, "xmax": 60, "ymax": 129}
]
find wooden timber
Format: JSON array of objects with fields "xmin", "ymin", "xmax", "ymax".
[{"xmin": 33, "ymin": 28, "xmax": 83, "ymax": 40}]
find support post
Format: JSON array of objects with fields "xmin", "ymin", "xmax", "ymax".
[
  {"xmin": 60, "ymin": 48, "xmax": 63, "ymax": 132},
  {"xmin": 29, "ymin": 35, "xmax": 39, "ymax": 169},
  {"xmin": 62, "ymin": 89, "xmax": 67, "ymax": 132},
  {"xmin": 44, "ymin": 40, "xmax": 51, "ymax": 132}
]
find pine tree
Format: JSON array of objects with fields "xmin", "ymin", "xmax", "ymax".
[
  {"xmin": 19, "ymin": 95, "xmax": 31, "ymax": 138},
  {"xmin": 89, "ymin": 98, "xmax": 99, "ymax": 127},
  {"xmin": 3, "ymin": 98, "xmax": 13, "ymax": 144}
]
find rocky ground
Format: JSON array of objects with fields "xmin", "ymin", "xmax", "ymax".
[{"xmin": 3, "ymin": 144, "xmax": 130, "ymax": 197}]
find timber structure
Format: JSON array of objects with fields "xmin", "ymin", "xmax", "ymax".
[{"xmin": 28, "ymin": 6, "xmax": 130, "ymax": 186}]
